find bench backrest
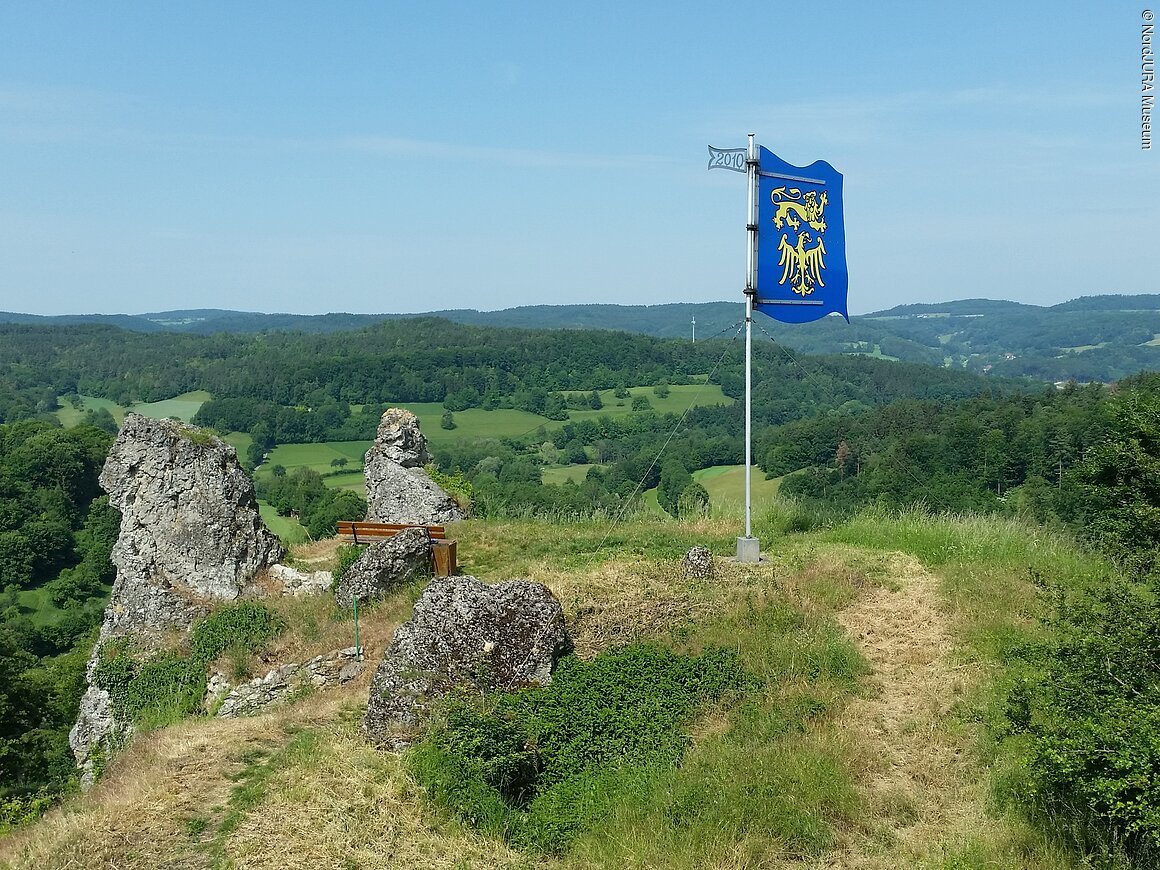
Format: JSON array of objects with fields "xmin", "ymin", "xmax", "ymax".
[{"xmin": 337, "ymin": 520, "xmax": 447, "ymax": 541}]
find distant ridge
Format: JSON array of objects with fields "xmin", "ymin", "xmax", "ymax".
[{"xmin": 3, "ymin": 293, "xmax": 1160, "ymax": 381}]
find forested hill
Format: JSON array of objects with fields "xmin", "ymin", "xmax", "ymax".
[
  {"xmin": 3, "ymin": 293, "xmax": 1160, "ymax": 382},
  {"xmin": 0, "ymin": 317, "xmax": 1004, "ymax": 417}
]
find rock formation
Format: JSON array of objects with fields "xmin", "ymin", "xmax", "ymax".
[
  {"xmin": 364, "ymin": 409, "xmax": 463, "ymax": 525},
  {"xmin": 98, "ymin": 414, "xmax": 283, "ymax": 604},
  {"xmin": 364, "ymin": 576, "xmax": 569, "ymax": 750},
  {"xmin": 267, "ymin": 563, "xmax": 333, "ymax": 596},
  {"xmin": 332, "ymin": 527, "xmax": 432, "ymax": 607},
  {"xmin": 70, "ymin": 414, "xmax": 285, "ymax": 782},
  {"xmin": 209, "ymin": 647, "xmax": 364, "ymax": 718}
]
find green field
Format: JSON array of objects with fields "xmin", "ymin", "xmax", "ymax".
[
  {"xmin": 693, "ymin": 464, "xmax": 782, "ymax": 510},
  {"xmin": 636, "ymin": 465, "xmax": 782, "ymax": 518},
  {"xmin": 222, "ymin": 431, "xmax": 253, "ymax": 456},
  {"xmin": 131, "ymin": 390, "xmax": 211, "ymax": 421},
  {"xmin": 255, "ymin": 441, "xmax": 370, "ymax": 483},
  {"xmin": 15, "ymin": 586, "xmax": 67, "ymax": 628},
  {"xmin": 325, "ymin": 471, "xmax": 367, "ymax": 493},
  {"xmin": 54, "ymin": 395, "xmax": 127, "ymax": 427},
  {"xmin": 566, "ymin": 383, "xmax": 731, "ymax": 423},
  {"xmin": 257, "ymin": 500, "xmax": 309, "ymax": 545},
  {"xmin": 55, "ymin": 391, "xmax": 210, "ymax": 427},
  {"xmin": 400, "ymin": 405, "xmax": 551, "ymax": 447},
  {"xmin": 541, "ymin": 464, "xmax": 598, "ymax": 484},
  {"xmin": 53, "ymin": 384, "xmax": 729, "ymax": 449}
]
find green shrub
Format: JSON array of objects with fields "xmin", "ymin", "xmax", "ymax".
[
  {"xmin": 121, "ymin": 652, "xmax": 205, "ymax": 727},
  {"xmin": 425, "ymin": 464, "xmax": 474, "ymax": 516},
  {"xmin": 92, "ymin": 642, "xmax": 205, "ymax": 728},
  {"xmin": 408, "ymin": 643, "xmax": 748, "ymax": 855},
  {"xmin": 331, "ymin": 544, "xmax": 366, "ymax": 586},
  {"xmin": 190, "ymin": 601, "xmax": 285, "ymax": 665},
  {"xmin": 0, "ymin": 788, "xmax": 57, "ymax": 833},
  {"xmin": 1015, "ymin": 569, "xmax": 1160, "ymax": 867},
  {"xmin": 92, "ymin": 602, "xmax": 286, "ymax": 731}
]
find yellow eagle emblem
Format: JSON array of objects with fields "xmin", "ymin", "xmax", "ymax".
[{"xmin": 770, "ymin": 186, "xmax": 828, "ymax": 296}]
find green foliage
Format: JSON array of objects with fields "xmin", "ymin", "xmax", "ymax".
[
  {"xmin": 409, "ymin": 644, "xmax": 748, "ymax": 855},
  {"xmin": 190, "ymin": 601, "xmax": 286, "ymax": 666},
  {"xmin": 440, "ymin": 410, "xmax": 456, "ymax": 430},
  {"xmin": 425, "ymin": 464, "xmax": 474, "ymax": 516},
  {"xmin": 1016, "ymin": 569, "xmax": 1160, "ymax": 867},
  {"xmin": 80, "ymin": 406, "xmax": 118, "ymax": 433},
  {"xmin": 1061, "ymin": 386, "xmax": 1160, "ymax": 572},
  {"xmin": 0, "ymin": 421, "xmax": 114, "ymax": 802},
  {"xmin": 676, "ymin": 481, "xmax": 710, "ymax": 518},
  {"xmin": 303, "ymin": 489, "xmax": 365, "ymax": 540},
  {"xmin": 657, "ymin": 459, "xmax": 692, "ymax": 518},
  {"xmin": 256, "ymin": 466, "xmax": 366, "ymax": 539},
  {"xmin": 331, "ymin": 544, "xmax": 366, "ymax": 584},
  {"xmin": 182, "ymin": 426, "xmax": 219, "ymax": 447},
  {"xmin": 0, "ymin": 788, "xmax": 57, "ymax": 833},
  {"xmin": 92, "ymin": 603, "xmax": 286, "ymax": 733},
  {"xmin": 121, "ymin": 651, "xmax": 206, "ymax": 728}
]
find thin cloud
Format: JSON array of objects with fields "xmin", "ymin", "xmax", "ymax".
[{"xmin": 335, "ymin": 134, "xmax": 677, "ymax": 170}]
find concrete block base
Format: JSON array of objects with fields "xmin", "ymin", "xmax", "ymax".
[{"xmin": 735, "ymin": 536, "xmax": 761, "ymax": 563}]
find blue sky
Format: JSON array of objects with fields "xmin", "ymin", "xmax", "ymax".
[{"xmin": 0, "ymin": 1, "xmax": 1154, "ymax": 316}]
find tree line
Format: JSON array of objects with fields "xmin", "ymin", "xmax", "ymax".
[{"xmin": 0, "ymin": 422, "xmax": 117, "ymax": 811}]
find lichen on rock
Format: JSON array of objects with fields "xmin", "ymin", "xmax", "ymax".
[
  {"xmin": 364, "ymin": 408, "xmax": 463, "ymax": 525},
  {"xmin": 332, "ymin": 527, "xmax": 432, "ymax": 607},
  {"xmin": 363, "ymin": 575, "xmax": 570, "ymax": 750},
  {"xmin": 70, "ymin": 414, "xmax": 285, "ymax": 784}
]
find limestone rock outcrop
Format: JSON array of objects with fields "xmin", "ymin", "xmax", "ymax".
[
  {"xmin": 70, "ymin": 414, "xmax": 285, "ymax": 782},
  {"xmin": 268, "ymin": 563, "xmax": 334, "ymax": 597},
  {"xmin": 364, "ymin": 409, "xmax": 463, "ymax": 525},
  {"xmin": 333, "ymin": 527, "xmax": 432, "ymax": 607},
  {"xmin": 210, "ymin": 647, "xmax": 364, "ymax": 718},
  {"xmin": 98, "ymin": 414, "xmax": 283, "ymax": 604},
  {"xmin": 364, "ymin": 576, "xmax": 569, "ymax": 750}
]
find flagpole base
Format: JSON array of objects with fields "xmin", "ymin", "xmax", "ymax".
[{"xmin": 735, "ymin": 536, "xmax": 761, "ymax": 563}]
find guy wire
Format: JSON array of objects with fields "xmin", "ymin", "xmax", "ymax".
[{"xmin": 590, "ymin": 322, "xmax": 745, "ymax": 559}]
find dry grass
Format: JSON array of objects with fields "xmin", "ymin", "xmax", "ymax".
[
  {"xmin": 220, "ymin": 715, "xmax": 524, "ymax": 870},
  {"xmin": 0, "ymin": 695, "xmax": 344, "ymax": 870},
  {"xmin": 288, "ymin": 537, "xmax": 344, "ymax": 571},
  {"xmin": 818, "ymin": 555, "xmax": 983, "ymax": 867}
]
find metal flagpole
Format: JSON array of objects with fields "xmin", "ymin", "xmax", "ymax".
[{"xmin": 737, "ymin": 133, "xmax": 761, "ymax": 562}]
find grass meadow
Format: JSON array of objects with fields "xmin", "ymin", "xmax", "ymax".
[{"xmin": 54, "ymin": 391, "xmax": 211, "ymax": 426}]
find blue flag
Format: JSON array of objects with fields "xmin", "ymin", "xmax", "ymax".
[{"xmin": 754, "ymin": 146, "xmax": 848, "ymax": 323}]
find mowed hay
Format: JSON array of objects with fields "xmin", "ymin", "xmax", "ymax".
[
  {"xmin": 819, "ymin": 554, "xmax": 991, "ymax": 868},
  {"xmin": 0, "ymin": 696, "xmax": 349, "ymax": 869},
  {"xmin": 221, "ymin": 721, "xmax": 523, "ymax": 870}
]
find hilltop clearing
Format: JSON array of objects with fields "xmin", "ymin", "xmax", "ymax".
[{"xmin": 0, "ymin": 511, "xmax": 1100, "ymax": 869}]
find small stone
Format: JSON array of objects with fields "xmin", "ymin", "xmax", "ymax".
[{"xmin": 682, "ymin": 546, "xmax": 715, "ymax": 579}]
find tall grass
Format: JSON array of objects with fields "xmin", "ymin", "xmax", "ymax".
[{"xmin": 556, "ymin": 595, "xmax": 867, "ymax": 869}]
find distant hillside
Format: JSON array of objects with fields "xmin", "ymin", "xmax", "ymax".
[{"xmin": 4, "ymin": 293, "xmax": 1160, "ymax": 381}]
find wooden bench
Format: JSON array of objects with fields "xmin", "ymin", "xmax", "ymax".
[{"xmin": 336, "ymin": 521, "xmax": 457, "ymax": 577}]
